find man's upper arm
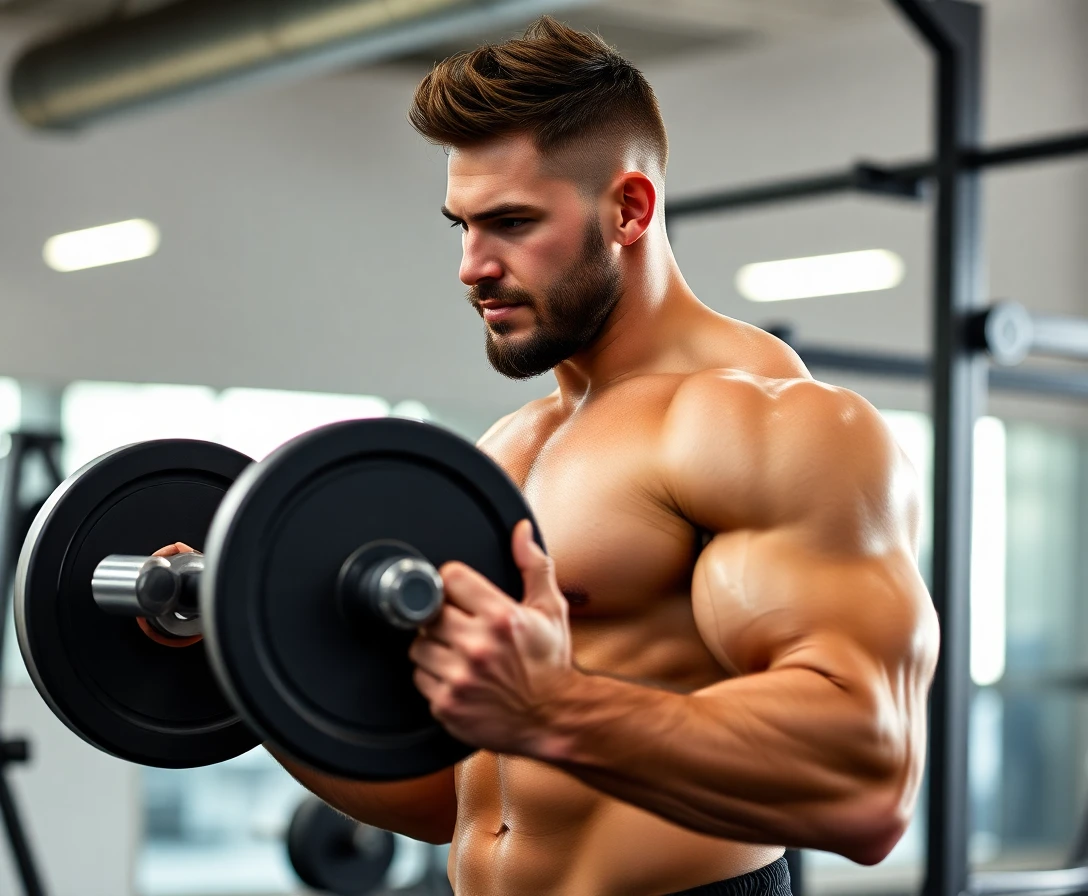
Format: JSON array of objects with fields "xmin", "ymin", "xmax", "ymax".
[{"xmin": 661, "ymin": 371, "xmax": 938, "ymax": 696}]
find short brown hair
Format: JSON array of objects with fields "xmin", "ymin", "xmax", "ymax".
[{"xmin": 408, "ymin": 16, "xmax": 668, "ymax": 186}]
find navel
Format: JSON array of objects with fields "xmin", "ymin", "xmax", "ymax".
[{"xmin": 562, "ymin": 588, "xmax": 590, "ymax": 607}]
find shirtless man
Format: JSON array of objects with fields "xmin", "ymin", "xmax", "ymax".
[{"xmin": 269, "ymin": 17, "xmax": 939, "ymax": 896}]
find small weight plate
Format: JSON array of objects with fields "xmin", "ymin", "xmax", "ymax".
[
  {"xmin": 203, "ymin": 418, "xmax": 543, "ymax": 780},
  {"xmin": 14, "ymin": 440, "xmax": 260, "ymax": 768},
  {"xmin": 287, "ymin": 796, "xmax": 395, "ymax": 896}
]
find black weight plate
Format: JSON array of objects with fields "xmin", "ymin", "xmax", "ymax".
[
  {"xmin": 203, "ymin": 418, "xmax": 543, "ymax": 780},
  {"xmin": 14, "ymin": 439, "xmax": 261, "ymax": 768},
  {"xmin": 287, "ymin": 796, "xmax": 395, "ymax": 895}
]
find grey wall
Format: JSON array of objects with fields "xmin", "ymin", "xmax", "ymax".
[{"xmin": 2, "ymin": 1, "xmax": 1088, "ymax": 894}]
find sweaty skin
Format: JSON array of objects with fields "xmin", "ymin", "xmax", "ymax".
[{"xmin": 276, "ymin": 134, "xmax": 939, "ymax": 896}]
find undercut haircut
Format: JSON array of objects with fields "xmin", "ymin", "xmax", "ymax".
[{"xmin": 408, "ymin": 16, "xmax": 669, "ymax": 190}]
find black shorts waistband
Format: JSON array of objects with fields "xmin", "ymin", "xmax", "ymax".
[{"xmin": 663, "ymin": 856, "xmax": 792, "ymax": 896}]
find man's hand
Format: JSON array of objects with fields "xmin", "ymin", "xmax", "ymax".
[
  {"xmin": 408, "ymin": 520, "xmax": 578, "ymax": 756},
  {"xmin": 138, "ymin": 541, "xmax": 203, "ymax": 647}
]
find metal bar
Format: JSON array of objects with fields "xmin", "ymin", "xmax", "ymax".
[
  {"xmin": 1028, "ymin": 313, "xmax": 1088, "ymax": 362},
  {"xmin": 793, "ymin": 342, "xmax": 1088, "ymax": 399},
  {"xmin": 970, "ymin": 131, "xmax": 1088, "ymax": 169},
  {"xmin": 0, "ymin": 433, "xmax": 58, "ymax": 896},
  {"xmin": 798, "ymin": 345, "xmax": 929, "ymax": 379},
  {"xmin": 989, "ymin": 366, "xmax": 1088, "ymax": 400},
  {"xmin": 666, "ymin": 126, "xmax": 1088, "ymax": 220},
  {"xmin": 969, "ymin": 302, "xmax": 1088, "ymax": 366},
  {"xmin": 665, "ymin": 163, "xmax": 931, "ymax": 220},
  {"xmin": 886, "ymin": 6, "xmax": 984, "ymax": 896},
  {"xmin": 0, "ymin": 768, "xmax": 47, "ymax": 896},
  {"xmin": 0, "ymin": 434, "xmax": 27, "ymax": 707},
  {"xmin": 665, "ymin": 170, "xmax": 860, "ymax": 219}
]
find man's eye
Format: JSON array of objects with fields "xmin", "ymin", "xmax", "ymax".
[
  {"xmin": 449, "ymin": 220, "xmax": 466, "ymax": 231},
  {"xmin": 500, "ymin": 219, "xmax": 529, "ymax": 229}
]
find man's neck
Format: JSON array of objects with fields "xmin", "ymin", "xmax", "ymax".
[{"xmin": 550, "ymin": 251, "xmax": 704, "ymax": 406}]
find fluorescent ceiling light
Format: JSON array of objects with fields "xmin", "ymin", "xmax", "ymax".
[
  {"xmin": 736, "ymin": 249, "xmax": 905, "ymax": 302},
  {"xmin": 43, "ymin": 218, "xmax": 160, "ymax": 272}
]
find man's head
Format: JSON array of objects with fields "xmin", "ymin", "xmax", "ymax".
[{"xmin": 408, "ymin": 17, "xmax": 668, "ymax": 379}]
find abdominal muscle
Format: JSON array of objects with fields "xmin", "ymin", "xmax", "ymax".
[{"xmin": 448, "ymin": 751, "xmax": 784, "ymax": 896}]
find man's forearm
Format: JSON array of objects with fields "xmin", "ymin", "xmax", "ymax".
[{"xmin": 530, "ymin": 668, "xmax": 911, "ymax": 864}]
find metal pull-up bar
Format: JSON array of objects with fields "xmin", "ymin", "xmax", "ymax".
[
  {"xmin": 765, "ymin": 328, "xmax": 1088, "ymax": 401},
  {"xmin": 666, "ymin": 128, "xmax": 1088, "ymax": 221},
  {"xmin": 968, "ymin": 302, "xmax": 1088, "ymax": 367}
]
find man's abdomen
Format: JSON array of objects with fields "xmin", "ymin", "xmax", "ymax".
[{"xmin": 449, "ymin": 753, "xmax": 783, "ymax": 896}]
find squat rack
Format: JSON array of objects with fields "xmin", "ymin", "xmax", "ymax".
[
  {"xmin": 0, "ymin": 432, "xmax": 64, "ymax": 896},
  {"xmin": 668, "ymin": 3, "xmax": 1088, "ymax": 896}
]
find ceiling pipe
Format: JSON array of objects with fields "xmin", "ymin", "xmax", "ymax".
[{"xmin": 9, "ymin": 0, "xmax": 587, "ymax": 131}]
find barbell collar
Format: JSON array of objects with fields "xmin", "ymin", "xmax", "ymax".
[
  {"xmin": 93, "ymin": 552, "xmax": 204, "ymax": 638},
  {"xmin": 338, "ymin": 541, "xmax": 444, "ymax": 632}
]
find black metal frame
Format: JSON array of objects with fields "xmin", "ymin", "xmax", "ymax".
[
  {"xmin": 771, "ymin": 326, "xmax": 1088, "ymax": 401},
  {"xmin": 668, "ymin": 3, "xmax": 1088, "ymax": 896},
  {"xmin": 0, "ymin": 432, "xmax": 63, "ymax": 896},
  {"xmin": 896, "ymin": 8, "xmax": 983, "ymax": 896},
  {"xmin": 666, "ymin": 129, "xmax": 1088, "ymax": 220}
]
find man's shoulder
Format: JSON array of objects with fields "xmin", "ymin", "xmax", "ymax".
[
  {"xmin": 663, "ymin": 367, "xmax": 911, "ymax": 531},
  {"xmin": 666, "ymin": 368, "xmax": 890, "ymax": 458},
  {"xmin": 475, "ymin": 392, "xmax": 562, "ymax": 449}
]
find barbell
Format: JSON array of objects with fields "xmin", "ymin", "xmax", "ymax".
[{"xmin": 14, "ymin": 417, "xmax": 543, "ymax": 780}]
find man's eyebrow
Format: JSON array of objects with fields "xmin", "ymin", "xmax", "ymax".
[{"xmin": 441, "ymin": 203, "xmax": 543, "ymax": 223}]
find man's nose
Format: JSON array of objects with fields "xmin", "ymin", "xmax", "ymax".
[{"xmin": 459, "ymin": 233, "xmax": 504, "ymax": 286}]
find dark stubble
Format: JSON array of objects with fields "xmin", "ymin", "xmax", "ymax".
[{"xmin": 467, "ymin": 218, "xmax": 624, "ymax": 380}]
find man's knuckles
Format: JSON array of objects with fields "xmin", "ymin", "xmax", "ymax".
[{"xmin": 463, "ymin": 639, "xmax": 496, "ymax": 670}]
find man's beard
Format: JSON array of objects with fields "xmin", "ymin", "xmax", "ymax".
[{"xmin": 467, "ymin": 220, "xmax": 623, "ymax": 380}]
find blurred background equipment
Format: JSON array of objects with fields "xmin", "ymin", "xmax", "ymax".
[
  {"xmin": 286, "ymin": 796, "xmax": 395, "ymax": 896},
  {"xmin": 0, "ymin": 432, "xmax": 63, "ymax": 896}
]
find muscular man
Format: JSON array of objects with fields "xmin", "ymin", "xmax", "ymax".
[{"xmin": 275, "ymin": 17, "xmax": 939, "ymax": 896}]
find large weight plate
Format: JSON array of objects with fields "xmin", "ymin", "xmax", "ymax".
[
  {"xmin": 203, "ymin": 418, "xmax": 543, "ymax": 780},
  {"xmin": 14, "ymin": 440, "xmax": 261, "ymax": 768}
]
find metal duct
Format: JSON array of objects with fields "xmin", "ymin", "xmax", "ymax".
[{"xmin": 10, "ymin": 0, "xmax": 587, "ymax": 130}]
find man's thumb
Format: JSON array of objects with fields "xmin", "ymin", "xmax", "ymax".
[{"xmin": 512, "ymin": 520, "xmax": 563, "ymax": 612}]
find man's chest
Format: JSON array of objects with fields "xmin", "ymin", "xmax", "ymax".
[{"xmin": 484, "ymin": 408, "xmax": 699, "ymax": 621}]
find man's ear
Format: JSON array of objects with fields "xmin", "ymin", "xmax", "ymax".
[{"xmin": 613, "ymin": 172, "xmax": 657, "ymax": 247}]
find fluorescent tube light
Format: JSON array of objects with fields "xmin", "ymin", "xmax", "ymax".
[
  {"xmin": 736, "ymin": 249, "xmax": 905, "ymax": 302},
  {"xmin": 44, "ymin": 219, "xmax": 160, "ymax": 272}
]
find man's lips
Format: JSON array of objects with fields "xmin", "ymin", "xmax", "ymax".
[{"xmin": 478, "ymin": 300, "xmax": 528, "ymax": 323}]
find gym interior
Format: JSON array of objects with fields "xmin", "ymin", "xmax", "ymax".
[{"xmin": 1, "ymin": 1, "xmax": 1087, "ymax": 895}]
